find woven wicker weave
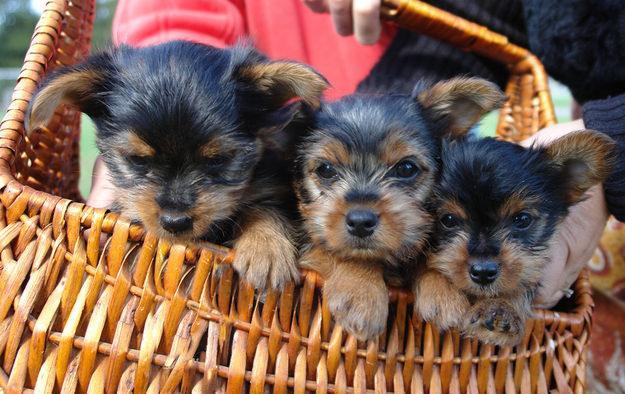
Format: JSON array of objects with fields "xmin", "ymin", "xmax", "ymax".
[{"xmin": 0, "ymin": 0, "xmax": 591, "ymax": 392}]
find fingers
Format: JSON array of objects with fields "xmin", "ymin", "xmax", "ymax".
[
  {"xmin": 303, "ymin": 0, "xmax": 329, "ymax": 13},
  {"xmin": 328, "ymin": 0, "xmax": 353, "ymax": 36},
  {"xmin": 521, "ymin": 119, "xmax": 585, "ymax": 148},
  {"xmin": 352, "ymin": 0, "xmax": 381, "ymax": 44},
  {"xmin": 302, "ymin": 0, "xmax": 383, "ymax": 44}
]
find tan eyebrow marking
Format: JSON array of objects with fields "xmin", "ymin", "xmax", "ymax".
[
  {"xmin": 439, "ymin": 199, "xmax": 468, "ymax": 220},
  {"xmin": 379, "ymin": 130, "xmax": 429, "ymax": 168},
  {"xmin": 319, "ymin": 139, "xmax": 351, "ymax": 165},
  {"xmin": 499, "ymin": 191, "xmax": 540, "ymax": 218},
  {"xmin": 125, "ymin": 132, "xmax": 155, "ymax": 157},
  {"xmin": 199, "ymin": 140, "xmax": 222, "ymax": 158}
]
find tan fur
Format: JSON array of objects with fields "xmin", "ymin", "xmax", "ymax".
[
  {"xmin": 303, "ymin": 176, "xmax": 433, "ymax": 262},
  {"xmin": 199, "ymin": 140, "xmax": 223, "ymax": 158},
  {"xmin": 318, "ymin": 139, "xmax": 351, "ymax": 167},
  {"xmin": 439, "ymin": 199, "xmax": 468, "ymax": 220},
  {"xmin": 426, "ymin": 230, "xmax": 470, "ymax": 282},
  {"xmin": 298, "ymin": 127, "xmax": 439, "ymax": 339},
  {"xmin": 417, "ymin": 77, "xmax": 506, "ymax": 137},
  {"xmin": 300, "ymin": 133, "xmax": 435, "ymax": 263},
  {"xmin": 238, "ymin": 62, "xmax": 329, "ymax": 108},
  {"xmin": 302, "ymin": 247, "xmax": 389, "ymax": 340},
  {"xmin": 413, "ymin": 268, "xmax": 470, "ymax": 329},
  {"xmin": 115, "ymin": 182, "xmax": 159, "ymax": 229},
  {"xmin": 232, "ymin": 207, "xmax": 300, "ymax": 290},
  {"xmin": 421, "ymin": 196, "xmax": 550, "ymax": 345},
  {"xmin": 498, "ymin": 193, "xmax": 539, "ymax": 219},
  {"xmin": 123, "ymin": 133, "xmax": 156, "ymax": 157},
  {"xmin": 27, "ymin": 69, "xmax": 104, "ymax": 133},
  {"xmin": 379, "ymin": 131, "xmax": 429, "ymax": 167},
  {"xmin": 545, "ymin": 130, "xmax": 615, "ymax": 203}
]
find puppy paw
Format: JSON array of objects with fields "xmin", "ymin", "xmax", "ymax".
[
  {"xmin": 232, "ymin": 218, "xmax": 300, "ymax": 290},
  {"xmin": 322, "ymin": 265, "xmax": 389, "ymax": 340},
  {"xmin": 464, "ymin": 299, "xmax": 524, "ymax": 346},
  {"xmin": 325, "ymin": 283, "xmax": 389, "ymax": 340},
  {"xmin": 413, "ymin": 270, "xmax": 469, "ymax": 330}
]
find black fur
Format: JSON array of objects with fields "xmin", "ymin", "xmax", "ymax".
[
  {"xmin": 433, "ymin": 137, "xmax": 571, "ymax": 257},
  {"xmin": 30, "ymin": 41, "xmax": 310, "ymax": 245},
  {"xmin": 305, "ymin": 94, "xmax": 440, "ymax": 160}
]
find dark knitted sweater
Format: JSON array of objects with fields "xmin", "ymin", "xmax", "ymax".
[
  {"xmin": 358, "ymin": 0, "xmax": 625, "ymax": 221},
  {"xmin": 357, "ymin": 0, "xmax": 527, "ymax": 94},
  {"xmin": 523, "ymin": 0, "xmax": 625, "ymax": 221}
]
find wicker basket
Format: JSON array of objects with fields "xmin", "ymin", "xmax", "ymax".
[{"xmin": 0, "ymin": 0, "xmax": 592, "ymax": 392}]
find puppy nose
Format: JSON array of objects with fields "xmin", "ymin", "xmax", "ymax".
[
  {"xmin": 345, "ymin": 209, "xmax": 378, "ymax": 238},
  {"xmin": 469, "ymin": 260, "xmax": 499, "ymax": 285},
  {"xmin": 160, "ymin": 212, "xmax": 193, "ymax": 234}
]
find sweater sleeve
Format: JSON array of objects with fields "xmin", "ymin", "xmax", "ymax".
[
  {"xmin": 112, "ymin": 0, "xmax": 246, "ymax": 48},
  {"xmin": 583, "ymin": 94, "xmax": 625, "ymax": 221}
]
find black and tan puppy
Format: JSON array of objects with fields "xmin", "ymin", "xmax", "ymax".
[
  {"xmin": 415, "ymin": 131, "xmax": 614, "ymax": 345},
  {"xmin": 26, "ymin": 41, "xmax": 327, "ymax": 290},
  {"xmin": 296, "ymin": 78, "xmax": 505, "ymax": 339}
]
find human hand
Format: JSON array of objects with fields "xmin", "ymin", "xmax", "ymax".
[
  {"xmin": 523, "ymin": 120, "xmax": 610, "ymax": 308},
  {"xmin": 303, "ymin": 0, "xmax": 382, "ymax": 45},
  {"xmin": 85, "ymin": 156, "xmax": 116, "ymax": 209}
]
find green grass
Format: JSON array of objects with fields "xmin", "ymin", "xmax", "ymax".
[{"xmin": 79, "ymin": 115, "xmax": 98, "ymax": 197}]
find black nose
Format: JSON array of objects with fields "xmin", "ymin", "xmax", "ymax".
[
  {"xmin": 160, "ymin": 212, "xmax": 193, "ymax": 234},
  {"xmin": 345, "ymin": 209, "xmax": 378, "ymax": 238},
  {"xmin": 469, "ymin": 260, "xmax": 499, "ymax": 285}
]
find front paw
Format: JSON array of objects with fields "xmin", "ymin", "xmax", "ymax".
[
  {"xmin": 464, "ymin": 299, "xmax": 525, "ymax": 346},
  {"xmin": 413, "ymin": 271, "xmax": 469, "ymax": 330},
  {"xmin": 325, "ymin": 280, "xmax": 389, "ymax": 340},
  {"xmin": 232, "ymin": 230, "xmax": 299, "ymax": 290}
]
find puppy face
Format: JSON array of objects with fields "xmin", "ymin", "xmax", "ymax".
[
  {"xmin": 27, "ymin": 41, "xmax": 327, "ymax": 240},
  {"xmin": 431, "ymin": 132, "xmax": 614, "ymax": 297},
  {"xmin": 297, "ymin": 78, "xmax": 505, "ymax": 262}
]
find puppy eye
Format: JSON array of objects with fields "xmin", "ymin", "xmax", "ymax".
[
  {"xmin": 440, "ymin": 214, "xmax": 460, "ymax": 228},
  {"xmin": 513, "ymin": 212, "xmax": 533, "ymax": 230},
  {"xmin": 205, "ymin": 155, "xmax": 229, "ymax": 167},
  {"xmin": 315, "ymin": 162, "xmax": 338, "ymax": 179},
  {"xmin": 392, "ymin": 160, "xmax": 420, "ymax": 179},
  {"xmin": 127, "ymin": 155, "xmax": 149, "ymax": 167}
]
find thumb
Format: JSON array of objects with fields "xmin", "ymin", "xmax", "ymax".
[{"xmin": 534, "ymin": 237, "xmax": 568, "ymax": 308}]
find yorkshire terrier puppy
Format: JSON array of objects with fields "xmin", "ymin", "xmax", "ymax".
[
  {"xmin": 296, "ymin": 78, "xmax": 505, "ymax": 339},
  {"xmin": 26, "ymin": 41, "xmax": 328, "ymax": 290},
  {"xmin": 415, "ymin": 131, "xmax": 614, "ymax": 345}
]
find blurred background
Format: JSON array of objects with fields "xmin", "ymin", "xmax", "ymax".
[
  {"xmin": 0, "ymin": 0, "xmax": 117, "ymax": 197},
  {"xmin": 0, "ymin": 0, "xmax": 573, "ymax": 199}
]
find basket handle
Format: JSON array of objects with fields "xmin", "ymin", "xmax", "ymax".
[{"xmin": 380, "ymin": 0, "xmax": 556, "ymax": 133}]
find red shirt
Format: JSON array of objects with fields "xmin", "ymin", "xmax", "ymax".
[{"xmin": 112, "ymin": 0, "xmax": 395, "ymax": 99}]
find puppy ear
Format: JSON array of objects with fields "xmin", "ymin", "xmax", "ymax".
[
  {"xmin": 256, "ymin": 100, "xmax": 317, "ymax": 160},
  {"xmin": 26, "ymin": 52, "xmax": 114, "ymax": 134},
  {"xmin": 237, "ymin": 60, "xmax": 329, "ymax": 109},
  {"xmin": 544, "ymin": 130, "xmax": 615, "ymax": 204},
  {"xmin": 415, "ymin": 77, "xmax": 505, "ymax": 138}
]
